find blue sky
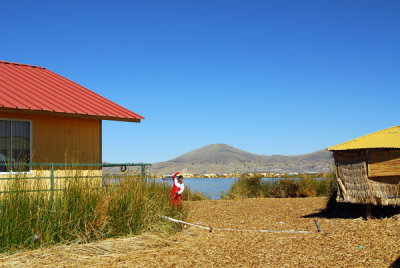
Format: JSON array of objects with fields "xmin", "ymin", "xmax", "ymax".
[{"xmin": 1, "ymin": 0, "xmax": 399, "ymax": 163}]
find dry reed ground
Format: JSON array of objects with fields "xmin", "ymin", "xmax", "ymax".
[{"xmin": 1, "ymin": 197, "xmax": 400, "ymax": 267}]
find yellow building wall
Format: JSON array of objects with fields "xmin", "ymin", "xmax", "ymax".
[
  {"xmin": 0, "ymin": 169, "xmax": 103, "ymax": 192},
  {"xmin": 0, "ymin": 112, "xmax": 102, "ymax": 164},
  {"xmin": 368, "ymin": 150, "xmax": 400, "ymax": 177}
]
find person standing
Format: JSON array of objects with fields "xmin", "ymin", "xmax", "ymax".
[{"xmin": 171, "ymin": 171, "xmax": 184, "ymax": 209}]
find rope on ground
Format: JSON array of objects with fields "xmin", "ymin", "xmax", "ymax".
[
  {"xmin": 161, "ymin": 216, "xmax": 313, "ymax": 234},
  {"xmin": 161, "ymin": 216, "xmax": 211, "ymax": 231}
]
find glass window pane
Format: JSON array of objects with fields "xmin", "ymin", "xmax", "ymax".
[
  {"xmin": 0, "ymin": 120, "xmax": 11, "ymax": 172},
  {"xmin": 12, "ymin": 121, "xmax": 30, "ymax": 171}
]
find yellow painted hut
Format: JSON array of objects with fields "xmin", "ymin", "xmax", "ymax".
[
  {"xmin": 328, "ymin": 126, "xmax": 400, "ymax": 206},
  {"xmin": 0, "ymin": 60, "xmax": 144, "ymax": 176}
]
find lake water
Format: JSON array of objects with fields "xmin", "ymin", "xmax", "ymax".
[
  {"xmin": 160, "ymin": 177, "xmax": 324, "ymax": 200},
  {"xmin": 104, "ymin": 177, "xmax": 238, "ymax": 199},
  {"xmin": 160, "ymin": 177, "xmax": 302, "ymax": 200},
  {"xmin": 104, "ymin": 177, "xmax": 324, "ymax": 200},
  {"xmin": 160, "ymin": 178, "xmax": 237, "ymax": 199}
]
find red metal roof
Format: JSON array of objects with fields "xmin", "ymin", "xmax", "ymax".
[{"xmin": 0, "ymin": 61, "xmax": 144, "ymax": 122}]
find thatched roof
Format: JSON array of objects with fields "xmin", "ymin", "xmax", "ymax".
[{"xmin": 328, "ymin": 126, "xmax": 400, "ymax": 151}]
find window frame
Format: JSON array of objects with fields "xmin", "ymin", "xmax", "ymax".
[{"xmin": 0, "ymin": 118, "xmax": 33, "ymax": 174}]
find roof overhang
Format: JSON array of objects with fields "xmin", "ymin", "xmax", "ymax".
[
  {"xmin": 0, "ymin": 107, "xmax": 142, "ymax": 123},
  {"xmin": 328, "ymin": 126, "xmax": 400, "ymax": 151},
  {"xmin": 0, "ymin": 61, "xmax": 144, "ymax": 123}
]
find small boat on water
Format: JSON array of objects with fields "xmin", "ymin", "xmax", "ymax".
[{"xmin": 162, "ymin": 175, "xmax": 173, "ymax": 181}]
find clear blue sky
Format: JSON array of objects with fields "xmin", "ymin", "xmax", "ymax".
[{"xmin": 1, "ymin": 0, "xmax": 399, "ymax": 163}]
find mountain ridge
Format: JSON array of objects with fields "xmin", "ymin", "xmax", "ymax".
[{"xmin": 149, "ymin": 143, "xmax": 333, "ymax": 175}]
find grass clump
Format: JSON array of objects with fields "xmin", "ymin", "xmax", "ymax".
[
  {"xmin": 223, "ymin": 173, "xmax": 337, "ymax": 199},
  {"xmin": 181, "ymin": 185, "xmax": 208, "ymax": 201},
  {"xmin": 223, "ymin": 176, "xmax": 269, "ymax": 199},
  {"xmin": 0, "ymin": 170, "xmax": 188, "ymax": 253}
]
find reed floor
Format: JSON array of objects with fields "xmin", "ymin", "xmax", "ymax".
[{"xmin": 1, "ymin": 197, "xmax": 399, "ymax": 267}]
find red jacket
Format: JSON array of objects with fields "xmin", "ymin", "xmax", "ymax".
[{"xmin": 171, "ymin": 172, "xmax": 184, "ymax": 195}]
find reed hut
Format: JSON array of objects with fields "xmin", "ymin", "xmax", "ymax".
[{"xmin": 328, "ymin": 126, "xmax": 400, "ymax": 206}]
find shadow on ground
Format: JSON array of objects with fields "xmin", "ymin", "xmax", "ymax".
[
  {"xmin": 303, "ymin": 193, "xmax": 400, "ymax": 219},
  {"xmin": 391, "ymin": 256, "xmax": 400, "ymax": 268}
]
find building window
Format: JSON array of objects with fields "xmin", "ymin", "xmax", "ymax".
[{"xmin": 0, "ymin": 120, "xmax": 31, "ymax": 172}]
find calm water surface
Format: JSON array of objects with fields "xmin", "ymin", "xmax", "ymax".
[
  {"xmin": 161, "ymin": 178, "xmax": 237, "ymax": 200},
  {"xmin": 161, "ymin": 177, "xmax": 323, "ymax": 200}
]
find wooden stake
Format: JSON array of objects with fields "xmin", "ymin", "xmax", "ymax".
[
  {"xmin": 314, "ymin": 219, "xmax": 321, "ymax": 232},
  {"xmin": 366, "ymin": 204, "xmax": 372, "ymax": 219},
  {"xmin": 336, "ymin": 177, "xmax": 347, "ymax": 196}
]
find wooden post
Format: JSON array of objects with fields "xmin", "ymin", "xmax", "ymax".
[
  {"xmin": 314, "ymin": 219, "xmax": 322, "ymax": 232},
  {"xmin": 336, "ymin": 177, "xmax": 347, "ymax": 196},
  {"xmin": 366, "ymin": 204, "xmax": 372, "ymax": 219},
  {"xmin": 50, "ymin": 164, "xmax": 54, "ymax": 204}
]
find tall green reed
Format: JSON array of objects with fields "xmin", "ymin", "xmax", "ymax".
[
  {"xmin": 223, "ymin": 176, "xmax": 268, "ymax": 199},
  {"xmin": 0, "ymin": 168, "xmax": 187, "ymax": 253},
  {"xmin": 223, "ymin": 173, "xmax": 336, "ymax": 199}
]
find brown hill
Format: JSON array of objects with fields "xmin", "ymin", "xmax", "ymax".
[{"xmin": 149, "ymin": 144, "xmax": 333, "ymax": 175}]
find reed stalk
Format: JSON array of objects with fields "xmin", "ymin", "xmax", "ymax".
[
  {"xmin": 0, "ymin": 167, "xmax": 187, "ymax": 253},
  {"xmin": 223, "ymin": 173, "xmax": 336, "ymax": 199}
]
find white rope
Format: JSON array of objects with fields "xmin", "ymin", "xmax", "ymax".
[
  {"xmin": 161, "ymin": 216, "xmax": 313, "ymax": 234},
  {"xmin": 213, "ymin": 228, "xmax": 312, "ymax": 234},
  {"xmin": 161, "ymin": 216, "xmax": 211, "ymax": 230}
]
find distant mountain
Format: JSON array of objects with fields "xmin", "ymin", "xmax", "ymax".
[{"xmin": 149, "ymin": 144, "xmax": 333, "ymax": 175}]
